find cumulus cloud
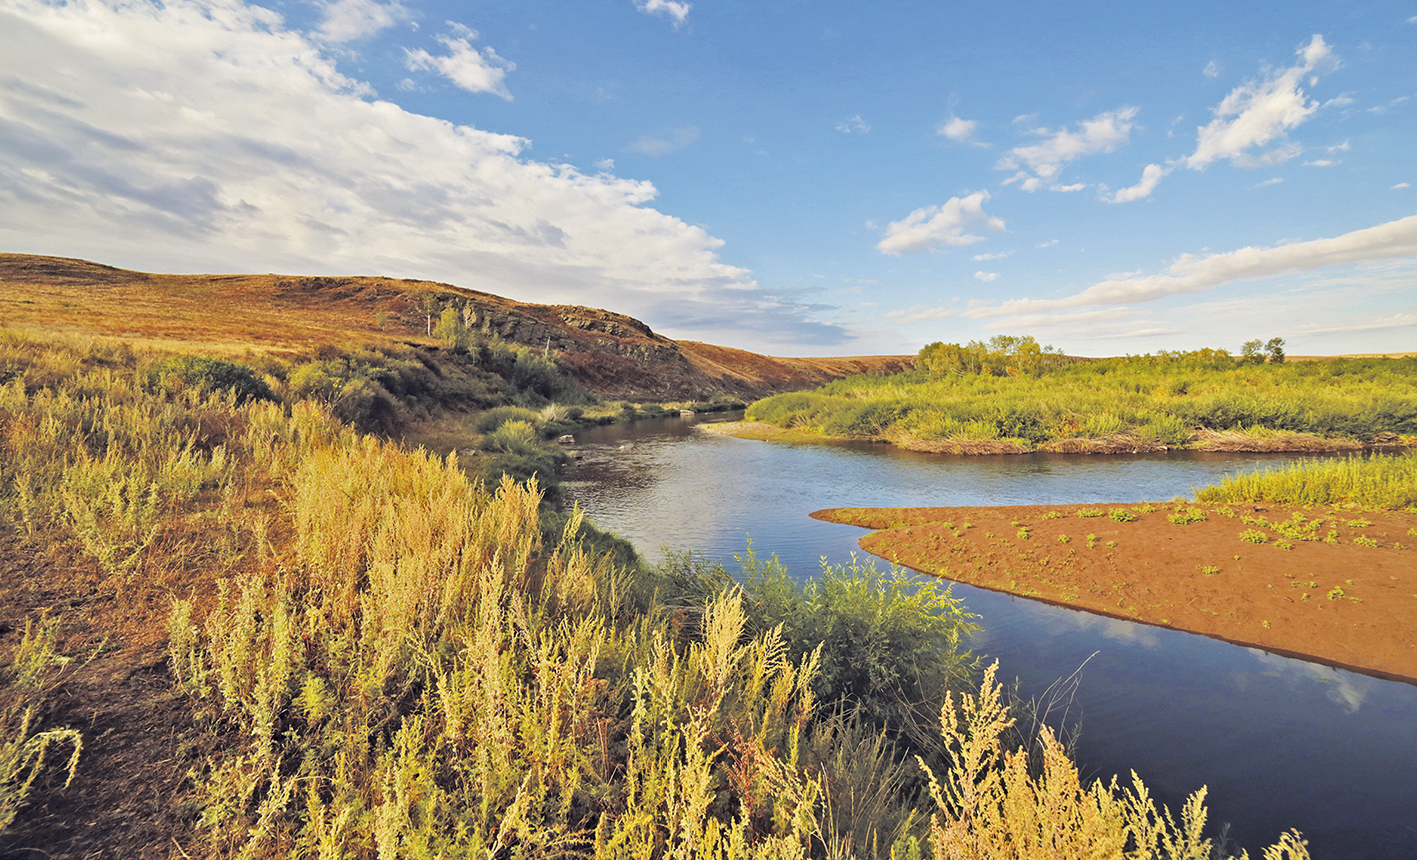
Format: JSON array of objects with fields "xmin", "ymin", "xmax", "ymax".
[
  {"xmin": 634, "ymin": 0, "xmax": 690, "ymax": 27},
  {"xmin": 997, "ymin": 107, "xmax": 1138, "ymax": 192},
  {"xmin": 627, "ymin": 125, "xmax": 700, "ymax": 156},
  {"xmin": 315, "ymin": 0, "xmax": 409, "ymax": 43},
  {"xmin": 1185, "ymin": 34, "xmax": 1336, "ymax": 170},
  {"xmin": 1203, "ymin": 60, "xmax": 1221, "ymax": 80},
  {"xmin": 967, "ymin": 214, "xmax": 1417, "ymax": 317},
  {"xmin": 875, "ymin": 192, "xmax": 1006, "ymax": 256},
  {"xmin": 974, "ymin": 271, "xmax": 999, "ymax": 282},
  {"xmin": 938, "ymin": 115, "xmax": 981, "ymax": 145},
  {"xmin": 0, "ymin": 0, "xmax": 843, "ymax": 349},
  {"xmin": 1106, "ymin": 163, "xmax": 1169, "ymax": 203},
  {"xmin": 405, "ymin": 25, "xmax": 515, "ymax": 98}
]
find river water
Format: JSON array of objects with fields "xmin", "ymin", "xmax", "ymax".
[{"xmin": 560, "ymin": 413, "xmax": 1417, "ymax": 859}]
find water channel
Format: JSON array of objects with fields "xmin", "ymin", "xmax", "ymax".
[{"xmin": 559, "ymin": 412, "xmax": 1417, "ymax": 859}]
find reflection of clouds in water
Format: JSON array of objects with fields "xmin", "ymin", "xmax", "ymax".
[
  {"xmin": 1014, "ymin": 599, "xmax": 1164, "ymax": 649},
  {"xmin": 1244, "ymin": 649, "xmax": 1374, "ymax": 714}
]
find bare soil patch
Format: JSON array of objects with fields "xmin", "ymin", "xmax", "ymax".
[
  {"xmin": 0, "ymin": 532, "xmax": 229, "ymax": 859},
  {"xmin": 814, "ymin": 502, "xmax": 1417, "ymax": 684}
]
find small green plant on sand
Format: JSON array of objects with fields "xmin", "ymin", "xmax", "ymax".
[
  {"xmin": 1239, "ymin": 529, "xmax": 1268, "ymax": 544},
  {"xmin": 1076, "ymin": 508, "xmax": 1105, "ymax": 518},
  {"xmin": 1057, "ymin": 534, "xmax": 1070, "ymax": 544},
  {"xmin": 1354, "ymin": 535, "xmax": 1380, "ymax": 548},
  {"xmin": 1109, "ymin": 508, "xmax": 1136, "ymax": 523},
  {"xmin": 1198, "ymin": 565, "xmax": 1221, "ymax": 576},
  {"xmin": 1169, "ymin": 507, "xmax": 1207, "ymax": 525}
]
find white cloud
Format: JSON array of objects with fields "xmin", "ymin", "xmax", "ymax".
[
  {"xmin": 884, "ymin": 304, "xmax": 957, "ymax": 322},
  {"xmin": 634, "ymin": 0, "xmax": 690, "ymax": 27},
  {"xmin": 997, "ymin": 107, "xmax": 1139, "ymax": 192},
  {"xmin": 1294, "ymin": 313, "xmax": 1417, "ymax": 335},
  {"xmin": 594, "ymin": 158, "xmax": 616, "ymax": 172},
  {"xmin": 1185, "ymin": 34, "xmax": 1336, "ymax": 170},
  {"xmin": 835, "ymin": 115, "xmax": 870, "ymax": 134},
  {"xmin": 972, "ymin": 250, "xmax": 1013, "ymax": 261},
  {"xmin": 1328, "ymin": 141, "xmax": 1351, "ymax": 152},
  {"xmin": 1106, "ymin": 163, "xmax": 1169, "ymax": 203},
  {"xmin": 1303, "ymin": 158, "xmax": 1337, "ymax": 167},
  {"xmin": 1203, "ymin": 60, "xmax": 1221, "ymax": 80},
  {"xmin": 315, "ymin": 0, "xmax": 409, "ymax": 43},
  {"xmin": 938, "ymin": 115, "xmax": 981, "ymax": 145},
  {"xmin": 968, "ymin": 214, "xmax": 1417, "ymax": 317},
  {"xmin": 1393, "ymin": 182, "xmax": 1411, "ymax": 190},
  {"xmin": 1251, "ymin": 177, "xmax": 1284, "ymax": 187},
  {"xmin": 1036, "ymin": 239, "xmax": 1059, "ymax": 248},
  {"xmin": 974, "ymin": 271, "xmax": 999, "ymax": 282},
  {"xmin": 627, "ymin": 126, "xmax": 700, "ymax": 156},
  {"xmin": 0, "ymin": 0, "xmax": 846, "ymax": 349},
  {"xmin": 405, "ymin": 25, "xmax": 515, "ymax": 99},
  {"xmin": 875, "ymin": 192, "xmax": 1006, "ymax": 256}
]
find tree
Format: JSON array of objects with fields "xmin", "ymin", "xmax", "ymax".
[
  {"xmin": 418, "ymin": 294, "xmax": 442, "ymax": 337},
  {"xmin": 1240, "ymin": 340, "xmax": 1265, "ymax": 365},
  {"xmin": 434, "ymin": 306, "xmax": 472, "ymax": 351},
  {"xmin": 1265, "ymin": 337, "xmax": 1286, "ymax": 364}
]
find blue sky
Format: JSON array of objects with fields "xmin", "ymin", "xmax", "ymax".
[{"xmin": 1, "ymin": 0, "xmax": 1413, "ymax": 356}]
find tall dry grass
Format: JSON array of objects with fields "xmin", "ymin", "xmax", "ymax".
[{"xmin": 0, "ymin": 330, "xmax": 1312, "ymax": 859}]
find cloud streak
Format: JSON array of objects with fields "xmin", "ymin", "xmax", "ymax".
[
  {"xmin": 1185, "ymin": 34, "xmax": 1335, "ymax": 170},
  {"xmin": 997, "ymin": 107, "xmax": 1138, "ymax": 192},
  {"xmin": 969, "ymin": 214, "xmax": 1417, "ymax": 317}
]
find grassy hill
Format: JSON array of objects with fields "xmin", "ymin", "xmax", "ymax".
[{"xmin": 0, "ymin": 254, "xmax": 911, "ymax": 402}]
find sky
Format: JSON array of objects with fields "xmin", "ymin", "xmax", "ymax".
[{"xmin": 1, "ymin": 0, "xmax": 1414, "ymax": 357}]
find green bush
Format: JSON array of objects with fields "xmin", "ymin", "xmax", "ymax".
[{"xmin": 150, "ymin": 355, "xmax": 275, "ymax": 403}]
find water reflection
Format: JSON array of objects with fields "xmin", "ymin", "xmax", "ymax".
[{"xmin": 560, "ymin": 415, "xmax": 1417, "ymax": 859}]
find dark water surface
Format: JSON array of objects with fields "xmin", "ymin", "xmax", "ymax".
[{"xmin": 561, "ymin": 413, "xmax": 1417, "ymax": 859}]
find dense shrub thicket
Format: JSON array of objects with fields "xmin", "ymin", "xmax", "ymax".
[{"xmin": 748, "ymin": 343, "xmax": 1417, "ymax": 451}]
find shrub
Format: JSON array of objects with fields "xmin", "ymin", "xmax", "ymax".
[{"xmin": 150, "ymin": 355, "xmax": 275, "ymax": 403}]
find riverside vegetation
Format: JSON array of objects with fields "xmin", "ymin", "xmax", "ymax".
[
  {"xmin": 0, "ymin": 329, "xmax": 1312, "ymax": 858},
  {"xmin": 743, "ymin": 336, "xmax": 1416, "ymax": 454}
]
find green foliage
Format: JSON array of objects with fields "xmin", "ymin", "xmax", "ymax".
[
  {"xmin": 747, "ymin": 350, "xmax": 1417, "ymax": 449},
  {"xmin": 150, "ymin": 355, "xmax": 275, "ymax": 403},
  {"xmin": 1168, "ymin": 507, "xmax": 1208, "ymax": 525},
  {"xmin": 1239, "ymin": 529, "xmax": 1269, "ymax": 544},
  {"xmin": 917, "ymin": 335, "xmax": 1064, "ymax": 378},
  {"xmin": 1196, "ymin": 452, "xmax": 1417, "ymax": 511},
  {"xmin": 1108, "ymin": 508, "xmax": 1136, "ymax": 523}
]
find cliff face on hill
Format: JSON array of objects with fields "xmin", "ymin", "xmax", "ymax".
[{"xmin": 0, "ymin": 254, "xmax": 912, "ymax": 401}]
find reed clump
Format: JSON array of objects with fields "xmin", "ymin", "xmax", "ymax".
[{"xmin": 1195, "ymin": 452, "xmax": 1417, "ymax": 511}]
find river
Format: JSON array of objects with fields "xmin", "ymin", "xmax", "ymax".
[{"xmin": 560, "ymin": 412, "xmax": 1417, "ymax": 859}]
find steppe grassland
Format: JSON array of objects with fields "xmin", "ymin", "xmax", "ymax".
[{"xmin": 0, "ymin": 330, "xmax": 1311, "ymax": 858}]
